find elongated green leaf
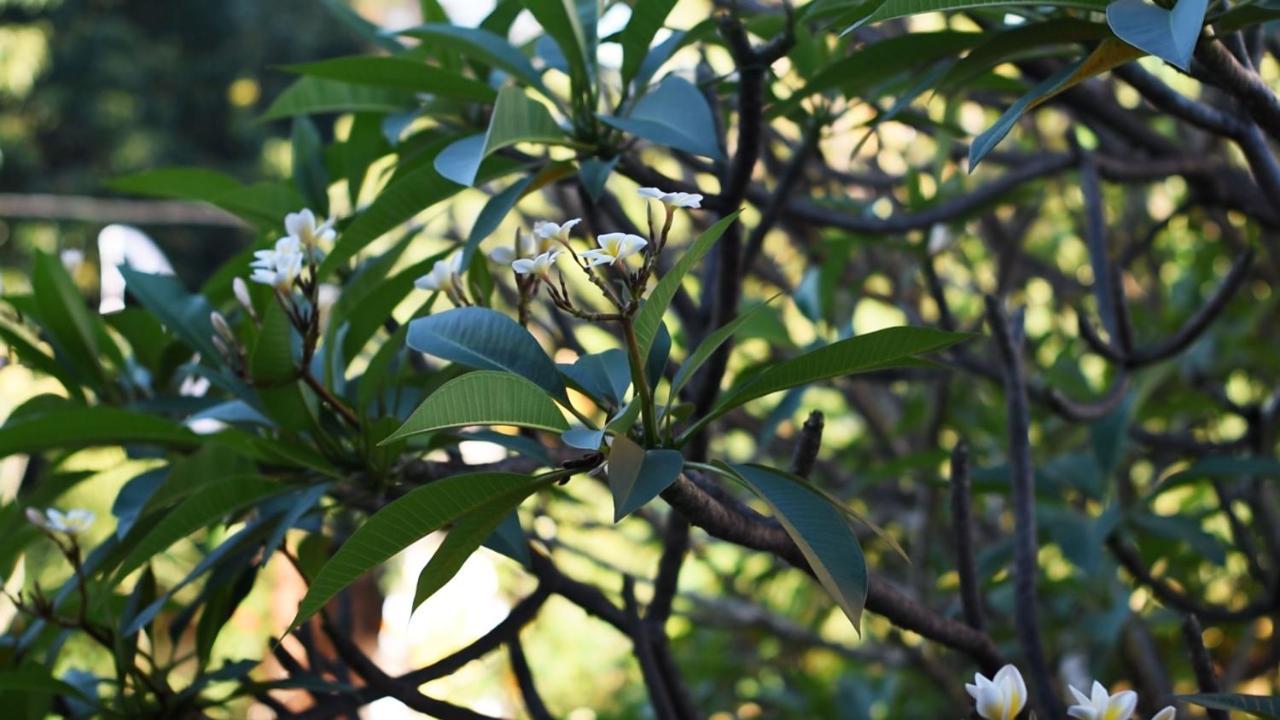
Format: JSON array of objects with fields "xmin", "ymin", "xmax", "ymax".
[
  {"xmin": 291, "ymin": 472, "xmax": 546, "ymax": 628},
  {"xmin": 620, "ymin": 0, "xmax": 678, "ymax": 84},
  {"xmin": 775, "ymin": 32, "xmax": 981, "ymax": 118},
  {"xmin": 670, "ymin": 296, "xmax": 779, "ymax": 398},
  {"xmin": 0, "ymin": 408, "xmax": 200, "ymax": 459},
  {"xmin": 0, "ymin": 666, "xmax": 86, "ymax": 698},
  {"xmin": 0, "ymin": 319, "xmax": 76, "ymax": 392},
  {"xmin": 1107, "ymin": 0, "xmax": 1207, "ymax": 70},
  {"xmin": 634, "ymin": 213, "xmax": 740, "ymax": 362},
  {"xmin": 285, "ymin": 57, "xmax": 497, "ymax": 101},
  {"xmin": 853, "ymin": 0, "xmax": 1108, "ymax": 27},
  {"xmin": 398, "ymin": 24, "xmax": 550, "ymax": 96},
  {"xmin": 383, "ymin": 371, "xmax": 568, "ymax": 444},
  {"xmin": 251, "ymin": 300, "xmax": 297, "ymax": 385},
  {"xmin": 119, "ymin": 268, "xmax": 220, "ymax": 363},
  {"xmin": 114, "ymin": 475, "xmax": 282, "ymax": 579},
  {"xmin": 412, "ymin": 485, "xmax": 534, "ymax": 609},
  {"xmin": 107, "ymin": 167, "xmax": 241, "ymax": 202},
  {"xmin": 407, "ymin": 307, "xmax": 566, "ymax": 399},
  {"xmin": 600, "ymin": 75, "xmax": 723, "ymax": 159},
  {"xmin": 969, "ymin": 38, "xmax": 1141, "ymax": 169},
  {"xmin": 684, "ymin": 327, "xmax": 967, "ymax": 440},
  {"xmin": 292, "ymin": 117, "xmax": 330, "ymax": 216},
  {"xmin": 262, "ymin": 77, "xmax": 414, "ymax": 120},
  {"xmin": 434, "ymin": 87, "xmax": 569, "ymax": 186},
  {"xmin": 729, "ymin": 463, "xmax": 868, "ymax": 631},
  {"xmin": 937, "ymin": 19, "xmax": 1109, "ymax": 91},
  {"xmin": 607, "ymin": 436, "xmax": 684, "ymax": 521},
  {"xmin": 318, "ymin": 157, "xmax": 458, "ymax": 277},
  {"xmin": 1180, "ymin": 694, "xmax": 1280, "ymax": 718},
  {"xmin": 521, "ymin": 0, "xmax": 589, "ymax": 87},
  {"xmin": 32, "ymin": 253, "xmax": 112, "ymax": 384}
]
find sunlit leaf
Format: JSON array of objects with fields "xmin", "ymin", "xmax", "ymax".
[{"xmin": 383, "ymin": 371, "xmax": 568, "ymax": 443}]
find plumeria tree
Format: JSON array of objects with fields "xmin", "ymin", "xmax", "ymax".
[{"xmin": 2, "ymin": 0, "xmax": 1280, "ymax": 718}]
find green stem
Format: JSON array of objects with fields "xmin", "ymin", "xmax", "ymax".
[{"xmin": 621, "ymin": 315, "xmax": 659, "ymax": 446}]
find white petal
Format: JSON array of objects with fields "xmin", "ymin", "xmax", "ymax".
[
  {"xmin": 512, "ymin": 259, "xmax": 537, "ymax": 275},
  {"xmin": 966, "ymin": 683, "xmax": 982, "ymax": 701},
  {"xmin": 1092, "ymin": 682, "xmax": 1111, "ymax": 708},
  {"xmin": 1102, "ymin": 690, "xmax": 1137, "ymax": 720},
  {"xmin": 637, "ymin": 187, "xmax": 665, "ymax": 200},
  {"xmin": 1069, "ymin": 686, "xmax": 1093, "ymax": 707},
  {"xmin": 560, "ymin": 218, "xmax": 581, "ymax": 235},
  {"xmin": 1150, "ymin": 707, "xmax": 1176, "ymax": 720},
  {"xmin": 974, "ymin": 682, "xmax": 1006, "ymax": 720},
  {"xmin": 284, "ymin": 210, "xmax": 309, "ymax": 237},
  {"xmin": 489, "ymin": 247, "xmax": 516, "ymax": 265},
  {"xmin": 533, "ymin": 220, "xmax": 560, "ymax": 238}
]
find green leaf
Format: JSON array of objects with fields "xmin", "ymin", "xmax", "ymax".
[
  {"xmin": 561, "ymin": 349, "xmax": 631, "ymax": 408},
  {"xmin": 0, "ymin": 666, "xmax": 86, "ymax": 699},
  {"xmin": 1179, "ymin": 694, "xmax": 1280, "ymax": 718},
  {"xmin": 728, "ymin": 463, "xmax": 868, "ymax": 631},
  {"xmin": 319, "ymin": 153, "xmax": 461, "ymax": 277},
  {"xmin": 1107, "ymin": 0, "xmax": 1208, "ymax": 70},
  {"xmin": 969, "ymin": 38, "xmax": 1141, "ymax": 169},
  {"xmin": 684, "ymin": 327, "xmax": 968, "ymax": 440},
  {"xmin": 634, "ymin": 212, "xmax": 740, "ymax": 363},
  {"xmin": 0, "ymin": 407, "xmax": 199, "ymax": 459},
  {"xmin": 383, "ymin": 371, "xmax": 568, "ymax": 444},
  {"xmin": 619, "ymin": 0, "xmax": 678, "ymax": 85},
  {"xmin": 412, "ymin": 485, "xmax": 534, "ymax": 609},
  {"xmin": 600, "ymin": 75, "xmax": 723, "ymax": 159},
  {"xmin": 774, "ymin": 32, "xmax": 981, "ymax": 118},
  {"xmin": 521, "ymin": 0, "xmax": 590, "ymax": 88},
  {"xmin": 291, "ymin": 117, "xmax": 330, "ymax": 216},
  {"xmin": 285, "ymin": 56, "xmax": 497, "ymax": 101},
  {"xmin": 407, "ymin": 307, "xmax": 567, "ymax": 399},
  {"xmin": 114, "ymin": 475, "xmax": 282, "ymax": 580},
  {"xmin": 853, "ymin": 0, "xmax": 1108, "ymax": 27},
  {"xmin": 118, "ymin": 268, "xmax": 221, "ymax": 364},
  {"xmin": 261, "ymin": 77, "xmax": 414, "ymax": 120},
  {"xmin": 291, "ymin": 472, "xmax": 547, "ymax": 629},
  {"xmin": 670, "ymin": 295, "xmax": 779, "ymax": 399},
  {"xmin": 936, "ymin": 18, "xmax": 1110, "ymax": 91},
  {"xmin": 251, "ymin": 300, "xmax": 297, "ymax": 385},
  {"xmin": 398, "ymin": 23, "xmax": 550, "ymax": 96},
  {"xmin": 434, "ymin": 87, "xmax": 569, "ymax": 186},
  {"xmin": 32, "ymin": 253, "xmax": 113, "ymax": 384},
  {"xmin": 607, "ymin": 436, "xmax": 684, "ymax": 521}
]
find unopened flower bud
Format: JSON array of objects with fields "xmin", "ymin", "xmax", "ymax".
[
  {"xmin": 233, "ymin": 277, "xmax": 256, "ymax": 318},
  {"xmin": 210, "ymin": 311, "xmax": 236, "ymax": 347},
  {"xmin": 25, "ymin": 507, "xmax": 46, "ymax": 528}
]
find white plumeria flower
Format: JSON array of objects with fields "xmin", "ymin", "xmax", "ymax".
[
  {"xmin": 512, "ymin": 250, "xmax": 561, "ymax": 279},
  {"xmin": 31, "ymin": 508, "xmax": 95, "ymax": 535},
  {"xmin": 533, "ymin": 218, "xmax": 581, "ymax": 243},
  {"xmin": 1150, "ymin": 708, "xmax": 1176, "ymax": 720},
  {"xmin": 1067, "ymin": 681, "xmax": 1138, "ymax": 720},
  {"xmin": 637, "ymin": 186, "xmax": 703, "ymax": 209},
  {"xmin": 284, "ymin": 209, "xmax": 336, "ymax": 248},
  {"xmin": 415, "ymin": 254, "xmax": 462, "ymax": 292},
  {"xmin": 249, "ymin": 236, "xmax": 305, "ymax": 289},
  {"xmin": 581, "ymin": 232, "xmax": 648, "ymax": 267},
  {"xmin": 489, "ymin": 232, "xmax": 546, "ymax": 265},
  {"xmin": 965, "ymin": 665, "xmax": 1027, "ymax": 720}
]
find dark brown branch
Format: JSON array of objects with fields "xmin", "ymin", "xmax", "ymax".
[
  {"xmin": 508, "ymin": 636, "xmax": 554, "ymax": 720},
  {"xmin": 788, "ymin": 411, "xmax": 824, "ymax": 479},
  {"xmin": 1181, "ymin": 614, "xmax": 1230, "ymax": 720},
  {"xmin": 1196, "ymin": 39, "xmax": 1280, "ymax": 142},
  {"xmin": 984, "ymin": 296, "xmax": 1063, "ymax": 720},
  {"xmin": 949, "ymin": 442, "xmax": 986, "ymax": 633}
]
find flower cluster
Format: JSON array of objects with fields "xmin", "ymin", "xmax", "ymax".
[
  {"xmin": 469, "ymin": 187, "xmax": 704, "ymax": 319},
  {"xmin": 248, "ymin": 208, "xmax": 333, "ymax": 289},
  {"xmin": 965, "ymin": 666, "xmax": 1175, "ymax": 720},
  {"xmin": 26, "ymin": 507, "xmax": 95, "ymax": 535}
]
